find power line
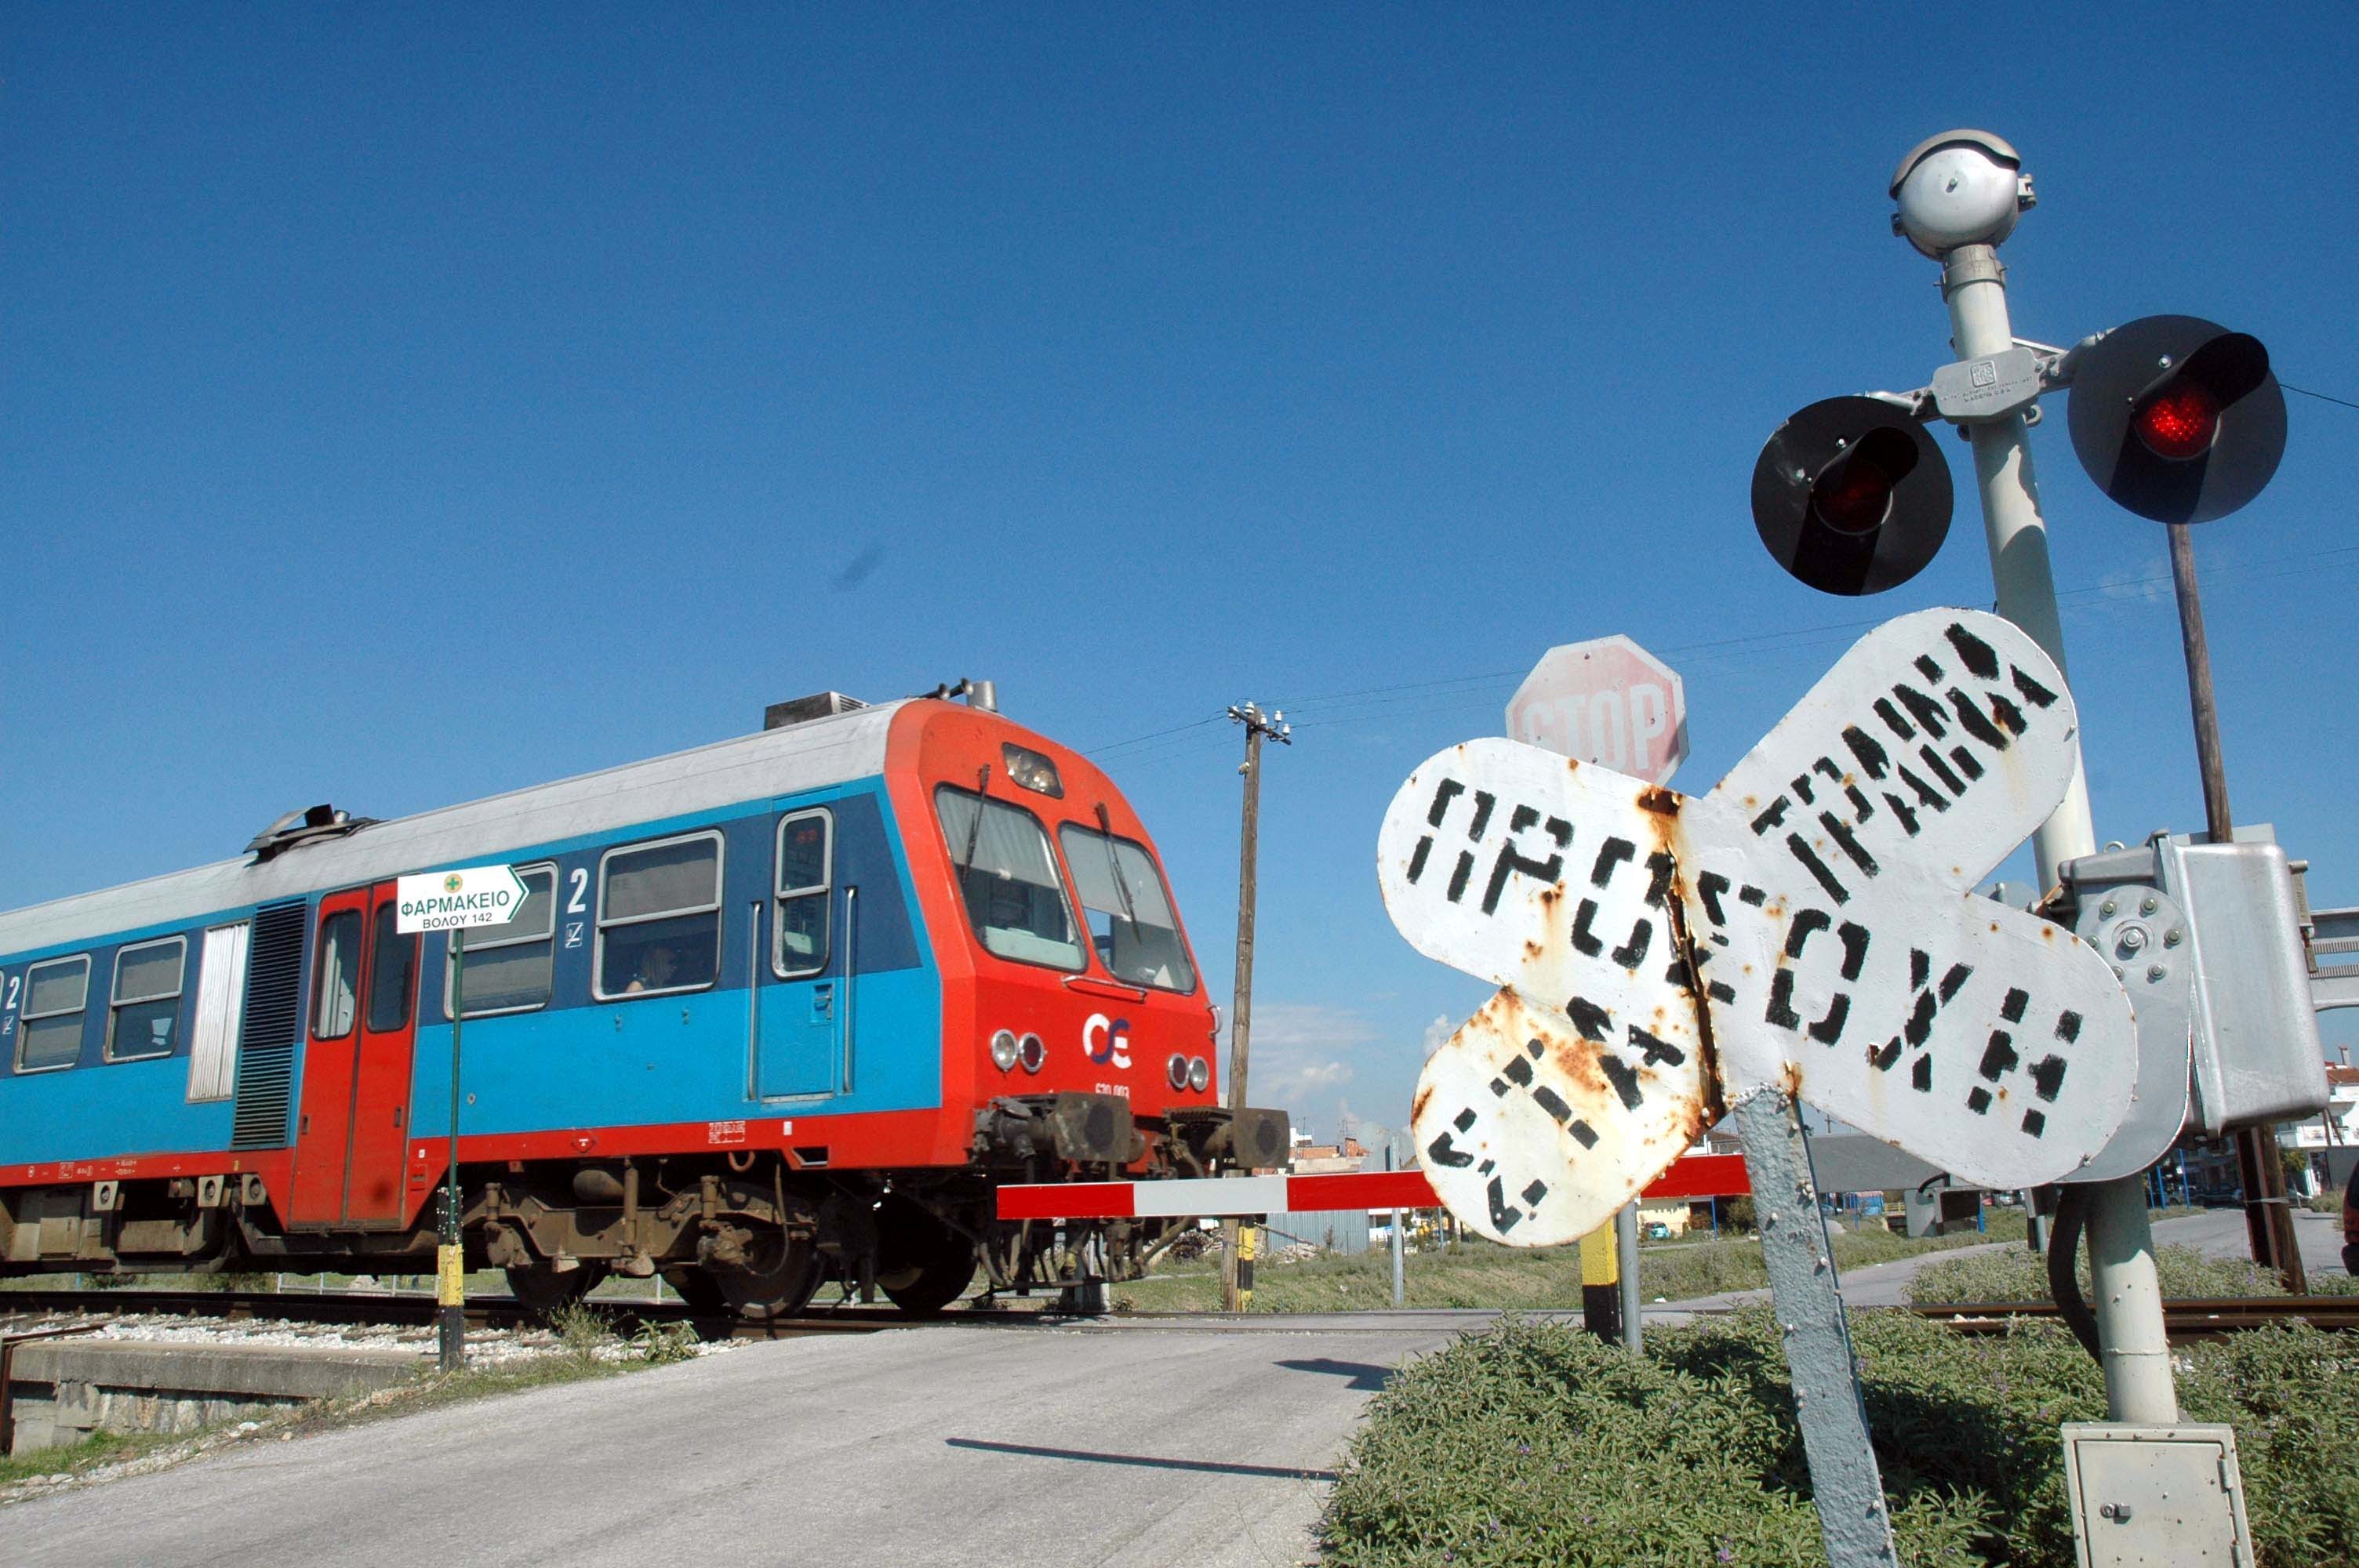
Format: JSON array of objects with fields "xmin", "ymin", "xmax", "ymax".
[
  {"xmin": 2284, "ymin": 383, "xmax": 2359, "ymax": 414},
  {"xmin": 1077, "ymin": 539, "xmax": 2359, "ymax": 761}
]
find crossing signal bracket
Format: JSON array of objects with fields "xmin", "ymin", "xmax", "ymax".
[
  {"xmin": 2066, "ymin": 314, "xmax": 2287, "ymax": 524},
  {"xmin": 1751, "ymin": 395, "xmax": 1954, "ymax": 595}
]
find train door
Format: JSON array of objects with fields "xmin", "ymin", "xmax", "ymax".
[
  {"xmin": 754, "ymin": 806, "xmax": 841, "ymax": 1099},
  {"xmin": 286, "ymin": 882, "xmax": 420, "ymax": 1228}
]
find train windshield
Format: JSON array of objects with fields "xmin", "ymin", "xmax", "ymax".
[
  {"xmin": 935, "ymin": 787, "xmax": 1085, "ymax": 971},
  {"xmin": 1058, "ymin": 825, "xmax": 1194, "ymax": 993}
]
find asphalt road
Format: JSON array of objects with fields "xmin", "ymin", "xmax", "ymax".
[{"xmin": 5, "ymin": 1317, "xmax": 1464, "ymax": 1568}]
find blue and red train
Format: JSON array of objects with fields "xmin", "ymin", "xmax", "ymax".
[{"xmin": 0, "ymin": 689, "xmax": 1287, "ymax": 1316}]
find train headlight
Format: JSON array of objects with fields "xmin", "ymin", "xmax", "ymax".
[
  {"xmin": 1166, "ymin": 1053, "xmax": 1190, "ymax": 1091},
  {"xmin": 990, "ymin": 1029, "xmax": 1020, "ymax": 1072},
  {"xmin": 1187, "ymin": 1056, "xmax": 1212, "ymax": 1093},
  {"xmin": 1001, "ymin": 742, "xmax": 1063, "ymax": 798},
  {"xmin": 1018, "ymin": 1033, "xmax": 1047, "ymax": 1073}
]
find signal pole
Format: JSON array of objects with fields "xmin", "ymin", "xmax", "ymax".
[
  {"xmin": 1901, "ymin": 132, "xmax": 2177, "ymax": 1426},
  {"xmin": 2167, "ymin": 523, "xmax": 2308, "ymax": 1290},
  {"xmin": 1222, "ymin": 702, "xmax": 1289, "ymax": 1312}
]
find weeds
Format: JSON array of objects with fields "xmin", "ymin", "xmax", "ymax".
[
  {"xmin": 1124, "ymin": 1216, "xmax": 2028, "ymax": 1312},
  {"xmin": 631, "ymin": 1319, "xmax": 703, "ymax": 1366},
  {"xmin": 546, "ymin": 1300, "xmax": 622, "ymax": 1363}
]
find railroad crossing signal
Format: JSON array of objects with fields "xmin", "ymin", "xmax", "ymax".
[
  {"xmin": 1505, "ymin": 635, "xmax": 1688, "ymax": 784},
  {"xmin": 2065, "ymin": 314, "xmax": 2288, "ymax": 525},
  {"xmin": 1380, "ymin": 610, "xmax": 2137, "ymax": 1247},
  {"xmin": 1751, "ymin": 396, "xmax": 1955, "ymax": 596}
]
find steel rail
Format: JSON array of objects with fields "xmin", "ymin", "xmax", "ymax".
[
  {"xmin": 0, "ymin": 1289, "xmax": 1062, "ymax": 1342},
  {"xmin": 5, "ymin": 1289, "xmax": 2350, "ymax": 1343}
]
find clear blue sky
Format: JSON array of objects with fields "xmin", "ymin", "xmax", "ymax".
[{"xmin": 7, "ymin": 7, "xmax": 2355, "ymax": 1153}]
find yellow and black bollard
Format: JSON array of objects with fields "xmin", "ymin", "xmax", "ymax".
[
  {"xmin": 1236, "ymin": 1221, "xmax": 1257, "ymax": 1311},
  {"xmin": 437, "ymin": 1241, "xmax": 466, "ymax": 1370},
  {"xmin": 1579, "ymin": 1224, "xmax": 1620, "ymax": 1341}
]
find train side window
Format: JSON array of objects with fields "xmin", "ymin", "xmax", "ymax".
[
  {"xmin": 445, "ymin": 863, "xmax": 557, "ymax": 1018},
  {"xmin": 16, "ymin": 954, "xmax": 92, "ymax": 1072},
  {"xmin": 314, "ymin": 909, "xmax": 363, "ymax": 1039},
  {"xmin": 1058, "ymin": 825, "xmax": 1198, "ymax": 993},
  {"xmin": 773, "ymin": 811, "xmax": 832, "ymax": 979},
  {"xmin": 934, "ymin": 787, "xmax": 1085, "ymax": 971},
  {"xmin": 365, "ymin": 901, "xmax": 415, "ymax": 1033},
  {"xmin": 106, "ymin": 936, "xmax": 187, "ymax": 1062},
  {"xmin": 594, "ymin": 830, "xmax": 724, "ymax": 1000}
]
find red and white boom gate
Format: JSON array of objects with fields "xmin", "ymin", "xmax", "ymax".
[{"xmin": 996, "ymin": 1152, "xmax": 1750, "ymax": 1223}]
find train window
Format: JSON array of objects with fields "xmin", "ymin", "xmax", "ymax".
[
  {"xmin": 365, "ymin": 901, "xmax": 415, "ymax": 1033},
  {"xmin": 774, "ymin": 811, "xmax": 831, "ymax": 979},
  {"xmin": 1058, "ymin": 826, "xmax": 1197, "ymax": 993},
  {"xmin": 934, "ymin": 787, "xmax": 1084, "ymax": 971},
  {"xmin": 445, "ymin": 863, "xmax": 557, "ymax": 1018},
  {"xmin": 16, "ymin": 954, "xmax": 91, "ymax": 1072},
  {"xmin": 105, "ymin": 936, "xmax": 187, "ymax": 1062},
  {"xmin": 314, "ymin": 909, "xmax": 363, "ymax": 1040},
  {"xmin": 594, "ymin": 830, "xmax": 723, "ymax": 1000}
]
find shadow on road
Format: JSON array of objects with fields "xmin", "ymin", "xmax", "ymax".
[
  {"xmin": 1272, "ymin": 1356, "xmax": 1394, "ymax": 1392},
  {"xmin": 943, "ymin": 1439, "xmax": 1336, "ymax": 1482}
]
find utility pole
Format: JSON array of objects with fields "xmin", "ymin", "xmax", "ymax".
[
  {"xmin": 2168, "ymin": 523, "xmax": 2308, "ymax": 1291},
  {"xmin": 1222, "ymin": 701, "xmax": 1289, "ymax": 1312}
]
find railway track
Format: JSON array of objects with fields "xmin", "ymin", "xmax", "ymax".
[
  {"xmin": 8, "ymin": 1288, "xmax": 2354, "ymax": 1341},
  {"xmin": 1908, "ymin": 1296, "xmax": 2359, "ymax": 1338},
  {"xmin": 0, "ymin": 1287, "xmax": 1043, "ymax": 1341}
]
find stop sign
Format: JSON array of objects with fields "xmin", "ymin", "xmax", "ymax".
[{"xmin": 1505, "ymin": 635, "xmax": 1688, "ymax": 784}]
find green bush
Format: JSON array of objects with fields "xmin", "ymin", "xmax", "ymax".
[{"xmin": 1319, "ymin": 1310, "xmax": 2359, "ymax": 1567}]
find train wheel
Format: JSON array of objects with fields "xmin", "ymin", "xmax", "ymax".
[
  {"xmin": 877, "ymin": 1203, "xmax": 978, "ymax": 1317},
  {"xmin": 504, "ymin": 1261, "xmax": 609, "ymax": 1317},
  {"xmin": 713, "ymin": 1230, "xmax": 823, "ymax": 1322},
  {"xmin": 660, "ymin": 1267, "xmax": 729, "ymax": 1315}
]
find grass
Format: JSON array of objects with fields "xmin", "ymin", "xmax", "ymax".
[
  {"xmin": 1117, "ymin": 1214, "xmax": 2029, "ymax": 1313},
  {"xmin": 1908, "ymin": 1242, "xmax": 2359, "ymax": 1304},
  {"xmin": 1318, "ymin": 1308, "xmax": 2359, "ymax": 1567}
]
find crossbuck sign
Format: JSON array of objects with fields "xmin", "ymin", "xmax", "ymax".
[{"xmin": 1383, "ymin": 609, "xmax": 2137, "ymax": 1246}]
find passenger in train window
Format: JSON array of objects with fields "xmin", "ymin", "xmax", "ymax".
[{"xmin": 623, "ymin": 945, "xmax": 678, "ymax": 995}]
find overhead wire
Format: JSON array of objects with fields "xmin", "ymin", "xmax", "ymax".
[
  {"xmin": 1080, "ymin": 538, "xmax": 2359, "ymax": 762},
  {"xmin": 2284, "ymin": 383, "xmax": 2359, "ymax": 415}
]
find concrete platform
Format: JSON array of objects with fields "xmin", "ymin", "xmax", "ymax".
[{"xmin": 5, "ymin": 1338, "xmax": 418, "ymax": 1454}]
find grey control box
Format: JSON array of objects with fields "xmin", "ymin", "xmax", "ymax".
[
  {"xmin": 2059, "ymin": 829, "xmax": 2328, "ymax": 1137},
  {"xmin": 2062, "ymin": 1422, "xmax": 2252, "ymax": 1567}
]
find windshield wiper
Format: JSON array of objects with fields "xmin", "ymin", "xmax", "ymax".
[
  {"xmin": 1095, "ymin": 803, "xmax": 1140, "ymax": 927},
  {"xmin": 958, "ymin": 766, "xmax": 992, "ymax": 872}
]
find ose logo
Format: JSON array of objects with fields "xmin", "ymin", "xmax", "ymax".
[{"xmin": 1083, "ymin": 1014, "xmax": 1132, "ymax": 1070}]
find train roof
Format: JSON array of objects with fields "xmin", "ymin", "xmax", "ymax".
[{"xmin": 0, "ymin": 700, "xmax": 911, "ymax": 957}]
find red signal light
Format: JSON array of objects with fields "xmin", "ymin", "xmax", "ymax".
[
  {"xmin": 1812, "ymin": 463, "xmax": 1896, "ymax": 535},
  {"xmin": 2132, "ymin": 381, "xmax": 2219, "ymax": 460},
  {"xmin": 1807, "ymin": 426, "xmax": 1920, "ymax": 537}
]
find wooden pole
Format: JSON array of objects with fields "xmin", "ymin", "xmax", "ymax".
[
  {"xmin": 1221, "ymin": 703, "xmax": 1286, "ymax": 1310},
  {"xmin": 2168, "ymin": 520, "xmax": 2307, "ymax": 1293}
]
